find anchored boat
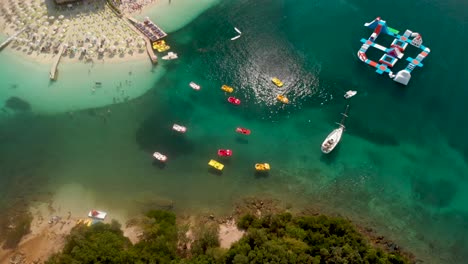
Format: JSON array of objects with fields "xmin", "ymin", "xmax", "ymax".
[
  {"xmin": 227, "ymin": 96, "xmax": 241, "ymax": 105},
  {"xmin": 153, "ymin": 152, "xmax": 167, "ymax": 162},
  {"xmin": 277, "ymin": 95, "xmax": 289, "ymax": 104},
  {"xmin": 271, "ymin": 77, "xmax": 283, "ymax": 87},
  {"xmin": 162, "ymin": 52, "xmax": 178, "ymax": 60},
  {"xmin": 217, "ymin": 149, "xmax": 232, "ymax": 157},
  {"xmin": 189, "ymin": 82, "xmax": 201, "ymax": 90},
  {"xmin": 208, "ymin": 159, "xmax": 224, "ymax": 171},
  {"xmin": 344, "ymin": 90, "xmax": 357, "ymax": 99},
  {"xmin": 236, "ymin": 127, "xmax": 251, "ymax": 135},
  {"xmin": 321, "ymin": 105, "xmax": 350, "ymax": 154},
  {"xmin": 172, "ymin": 124, "xmax": 187, "ymax": 133},
  {"xmin": 255, "ymin": 163, "xmax": 270, "ymax": 171},
  {"xmin": 221, "ymin": 85, "xmax": 234, "ymax": 93}
]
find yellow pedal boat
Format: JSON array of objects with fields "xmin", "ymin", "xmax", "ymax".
[
  {"xmin": 277, "ymin": 95, "xmax": 289, "ymax": 104},
  {"xmin": 271, "ymin": 77, "xmax": 283, "ymax": 87},
  {"xmin": 76, "ymin": 218, "xmax": 93, "ymax": 227},
  {"xmin": 221, "ymin": 85, "xmax": 234, "ymax": 93},
  {"xmin": 208, "ymin": 159, "xmax": 224, "ymax": 171},
  {"xmin": 255, "ymin": 163, "xmax": 270, "ymax": 171}
]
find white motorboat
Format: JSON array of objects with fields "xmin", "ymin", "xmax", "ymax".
[
  {"xmin": 344, "ymin": 90, "xmax": 357, "ymax": 99},
  {"xmin": 162, "ymin": 52, "xmax": 178, "ymax": 60},
  {"xmin": 234, "ymin": 27, "xmax": 242, "ymax": 34},
  {"xmin": 189, "ymin": 82, "xmax": 201, "ymax": 90},
  {"xmin": 172, "ymin": 124, "xmax": 187, "ymax": 133},
  {"xmin": 88, "ymin": 210, "xmax": 107, "ymax": 220},
  {"xmin": 153, "ymin": 152, "xmax": 167, "ymax": 162},
  {"xmin": 321, "ymin": 105, "xmax": 349, "ymax": 154}
]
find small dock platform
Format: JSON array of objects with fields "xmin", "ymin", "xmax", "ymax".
[
  {"xmin": 50, "ymin": 45, "xmax": 65, "ymax": 80},
  {"xmin": 128, "ymin": 17, "xmax": 167, "ymax": 42},
  {"xmin": 124, "ymin": 16, "xmax": 158, "ymax": 64}
]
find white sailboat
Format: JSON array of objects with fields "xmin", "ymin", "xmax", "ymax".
[{"xmin": 321, "ymin": 105, "xmax": 350, "ymax": 154}]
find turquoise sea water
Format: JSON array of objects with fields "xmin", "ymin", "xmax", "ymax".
[{"xmin": 1, "ymin": 0, "xmax": 468, "ymax": 263}]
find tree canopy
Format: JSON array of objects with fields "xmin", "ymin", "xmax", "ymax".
[{"xmin": 47, "ymin": 211, "xmax": 410, "ymax": 264}]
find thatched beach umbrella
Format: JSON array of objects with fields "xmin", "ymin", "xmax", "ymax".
[
  {"xmin": 49, "ymin": 16, "xmax": 54, "ymax": 20},
  {"xmin": 58, "ymin": 15, "xmax": 64, "ymax": 20}
]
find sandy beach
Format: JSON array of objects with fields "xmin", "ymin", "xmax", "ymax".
[
  {"xmin": 0, "ymin": 183, "xmax": 143, "ymax": 263},
  {"xmin": 0, "ymin": 0, "xmax": 157, "ymax": 65}
]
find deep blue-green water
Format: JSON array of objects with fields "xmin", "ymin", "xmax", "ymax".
[{"xmin": 1, "ymin": 0, "xmax": 468, "ymax": 262}]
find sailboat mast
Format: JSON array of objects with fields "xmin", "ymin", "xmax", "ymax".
[{"xmin": 339, "ymin": 105, "xmax": 350, "ymax": 126}]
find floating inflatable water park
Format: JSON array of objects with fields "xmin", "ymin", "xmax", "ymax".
[{"xmin": 357, "ymin": 17, "xmax": 431, "ymax": 85}]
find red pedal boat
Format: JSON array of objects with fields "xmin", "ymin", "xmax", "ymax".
[
  {"xmin": 236, "ymin": 127, "xmax": 251, "ymax": 135},
  {"xmin": 217, "ymin": 149, "xmax": 232, "ymax": 157},
  {"xmin": 227, "ymin": 96, "xmax": 241, "ymax": 105}
]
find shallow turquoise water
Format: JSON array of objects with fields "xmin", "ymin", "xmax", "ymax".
[{"xmin": 1, "ymin": 0, "xmax": 468, "ymax": 263}]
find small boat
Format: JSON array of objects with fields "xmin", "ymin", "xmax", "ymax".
[
  {"xmin": 234, "ymin": 27, "xmax": 242, "ymax": 35},
  {"xmin": 228, "ymin": 96, "xmax": 241, "ymax": 105},
  {"xmin": 221, "ymin": 85, "xmax": 234, "ymax": 93},
  {"xmin": 95, "ymin": 82, "xmax": 102, "ymax": 86},
  {"xmin": 88, "ymin": 210, "xmax": 107, "ymax": 220},
  {"xmin": 208, "ymin": 159, "xmax": 224, "ymax": 171},
  {"xmin": 77, "ymin": 218, "xmax": 93, "ymax": 227},
  {"xmin": 321, "ymin": 105, "xmax": 349, "ymax": 154},
  {"xmin": 236, "ymin": 127, "xmax": 251, "ymax": 135},
  {"xmin": 271, "ymin": 77, "xmax": 283, "ymax": 87},
  {"xmin": 255, "ymin": 163, "xmax": 270, "ymax": 171},
  {"xmin": 189, "ymin": 82, "xmax": 201, "ymax": 90},
  {"xmin": 162, "ymin": 52, "xmax": 178, "ymax": 60},
  {"xmin": 344, "ymin": 90, "xmax": 357, "ymax": 99},
  {"xmin": 217, "ymin": 149, "xmax": 232, "ymax": 157},
  {"xmin": 172, "ymin": 124, "xmax": 187, "ymax": 133},
  {"xmin": 277, "ymin": 95, "xmax": 289, "ymax": 104},
  {"xmin": 153, "ymin": 152, "xmax": 167, "ymax": 162}
]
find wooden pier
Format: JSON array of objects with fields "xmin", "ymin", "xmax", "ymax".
[
  {"xmin": 50, "ymin": 45, "xmax": 65, "ymax": 80},
  {"xmin": 0, "ymin": 28, "xmax": 26, "ymax": 51},
  {"xmin": 124, "ymin": 16, "xmax": 158, "ymax": 64}
]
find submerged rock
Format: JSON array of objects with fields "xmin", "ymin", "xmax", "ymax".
[{"xmin": 5, "ymin": 97, "xmax": 31, "ymax": 112}]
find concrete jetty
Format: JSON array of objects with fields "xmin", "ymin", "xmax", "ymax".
[
  {"xmin": 0, "ymin": 28, "xmax": 26, "ymax": 51},
  {"xmin": 50, "ymin": 45, "xmax": 65, "ymax": 80},
  {"xmin": 124, "ymin": 16, "xmax": 157, "ymax": 64}
]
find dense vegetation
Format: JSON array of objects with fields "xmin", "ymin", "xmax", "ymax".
[{"xmin": 47, "ymin": 211, "xmax": 410, "ymax": 264}]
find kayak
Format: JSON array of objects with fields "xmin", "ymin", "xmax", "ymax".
[
  {"xmin": 236, "ymin": 127, "xmax": 251, "ymax": 135},
  {"xmin": 153, "ymin": 152, "xmax": 167, "ymax": 162},
  {"xmin": 255, "ymin": 163, "xmax": 270, "ymax": 171},
  {"xmin": 218, "ymin": 149, "xmax": 232, "ymax": 157},
  {"xmin": 228, "ymin": 96, "xmax": 241, "ymax": 105}
]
